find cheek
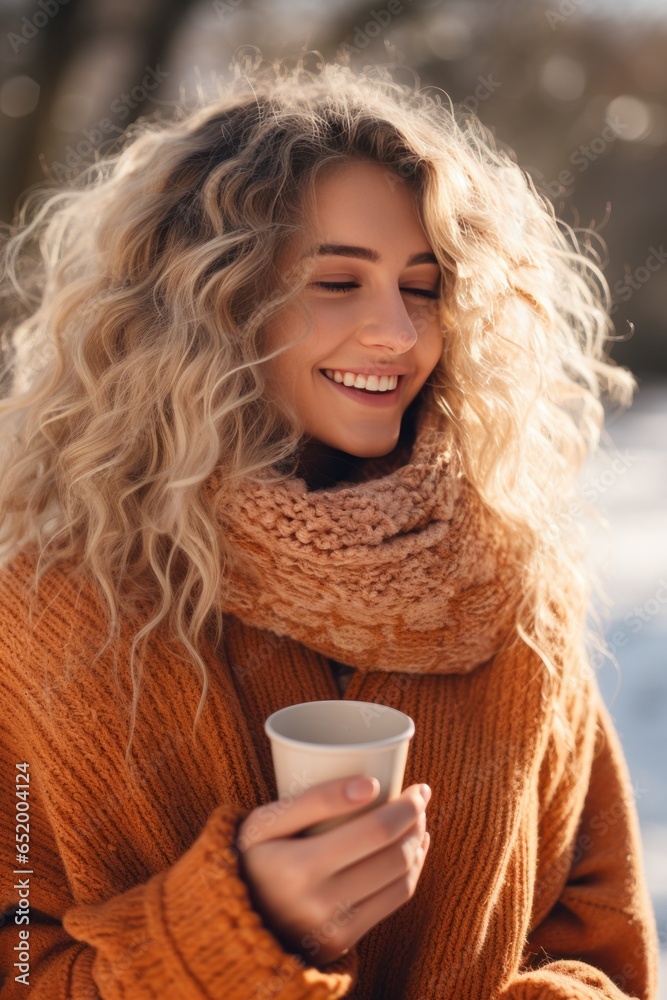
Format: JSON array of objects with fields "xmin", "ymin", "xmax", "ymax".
[
  {"xmin": 412, "ymin": 299, "xmax": 442, "ymax": 347},
  {"xmin": 263, "ymin": 323, "xmax": 315, "ymax": 387},
  {"xmin": 303, "ymin": 310, "xmax": 341, "ymax": 355},
  {"xmin": 423, "ymin": 325, "xmax": 444, "ymax": 370},
  {"xmin": 275, "ymin": 354, "xmax": 321, "ymax": 406}
]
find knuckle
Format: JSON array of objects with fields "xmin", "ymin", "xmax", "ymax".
[
  {"xmin": 399, "ymin": 839, "xmax": 415, "ymax": 872},
  {"xmin": 283, "ymin": 854, "xmax": 311, "ymax": 894},
  {"xmin": 299, "ymin": 834, "xmax": 326, "ymax": 875},
  {"xmin": 368, "ymin": 809, "xmax": 396, "ymax": 843},
  {"xmin": 304, "ymin": 893, "xmax": 331, "ymax": 933},
  {"xmin": 398, "ymin": 871, "xmax": 416, "ymax": 901},
  {"xmin": 409, "ymin": 795, "xmax": 425, "ymax": 821},
  {"xmin": 409, "ymin": 852, "xmax": 422, "ymax": 884},
  {"xmin": 401, "ymin": 792, "xmax": 423, "ymax": 824},
  {"xmin": 408, "ymin": 829, "xmax": 423, "ymax": 857},
  {"xmin": 254, "ymin": 843, "xmax": 294, "ymax": 888},
  {"xmin": 320, "ymin": 913, "xmax": 345, "ymax": 946}
]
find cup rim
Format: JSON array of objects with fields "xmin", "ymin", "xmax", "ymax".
[{"xmin": 264, "ymin": 699, "xmax": 415, "ymax": 752}]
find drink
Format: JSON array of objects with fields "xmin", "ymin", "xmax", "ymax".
[{"xmin": 264, "ymin": 699, "xmax": 415, "ymax": 836}]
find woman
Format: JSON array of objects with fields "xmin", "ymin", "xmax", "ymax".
[{"xmin": 0, "ymin": 56, "xmax": 659, "ymax": 998}]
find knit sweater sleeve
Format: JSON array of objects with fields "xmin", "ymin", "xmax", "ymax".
[
  {"xmin": 1, "ymin": 737, "xmax": 359, "ymax": 1000},
  {"xmin": 0, "ymin": 758, "xmax": 358, "ymax": 1000},
  {"xmin": 497, "ymin": 679, "xmax": 660, "ymax": 1000},
  {"xmin": 0, "ymin": 556, "xmax": 358, "ymax": 1000}
]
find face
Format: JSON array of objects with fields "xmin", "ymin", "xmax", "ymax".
[{"xmin": 263, "ymin": 159, "xmax": 443, "ymax": 484}]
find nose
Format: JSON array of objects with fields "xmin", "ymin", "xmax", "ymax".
[{"xmin": 356, "ymin": 292, "xmax": 420, "ymax": 354}]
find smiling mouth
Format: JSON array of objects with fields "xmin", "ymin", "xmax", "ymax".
[{"xmin": 319, "ymin": 371, "xmax": 403, "ymax": 394}]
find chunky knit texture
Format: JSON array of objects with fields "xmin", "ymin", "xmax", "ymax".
[
  {"xmin": 0, "ymin": 397, "xmax": 660, "ymax": 998},
  {"xmin": 206, "ymin": 401, "xmax": 528, "ymax": 676}
]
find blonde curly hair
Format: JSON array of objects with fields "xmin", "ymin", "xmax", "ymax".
[{"xmin": 0, "ymin": 52, "xmax": 635, "ymax": 765}]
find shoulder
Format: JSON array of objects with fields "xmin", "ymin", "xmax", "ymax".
[
  {"xmin": 0, "ymin": 547, "xmax": 110, "ymax": 695},
  {"xmin": 0, "ymin": 545, "xmax": 103, "ymax": 628}
]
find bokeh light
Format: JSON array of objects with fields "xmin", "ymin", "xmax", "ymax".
[
  {"xmin": 539, "ymin": 55, "xmax": 587, "ymax": 102},
  {"xmin": 0, "ymin": 75, "xmax": 40, "ymax": 119}
]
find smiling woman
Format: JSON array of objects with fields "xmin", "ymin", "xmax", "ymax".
[{"xmin": 0, "ymin": 53, "xmax": 659, "ymax": 1000}]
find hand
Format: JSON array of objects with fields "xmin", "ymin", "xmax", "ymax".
[{"xmin": 235, "ymin": 775, "xmax": 431, "ymax": 966}]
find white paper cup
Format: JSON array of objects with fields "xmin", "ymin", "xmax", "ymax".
[{"xmin": 264, "ymin": 699, "xmax": 415, "ymax": 836}]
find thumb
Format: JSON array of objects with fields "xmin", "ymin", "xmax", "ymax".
[{"xmin": 237, "ymin": 774, "xmax": 380, "ymax": 851}]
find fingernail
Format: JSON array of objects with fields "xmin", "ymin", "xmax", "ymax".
[
  {"xmin": 346, "ymin": 776, "xmax": 377, "ymax": 801},
  {"xmin": 420, "ymin": 784, "xmax": 432, "ymax": 804}
]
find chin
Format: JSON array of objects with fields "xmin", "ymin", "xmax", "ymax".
[{"xmin": 335, "ymin": 437, "xmax": 401, "ymax": 460}]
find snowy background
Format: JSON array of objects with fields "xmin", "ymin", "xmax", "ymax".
[{"xmin": 582, "ymin": 379, "xmax": 667, "ymax": 995}]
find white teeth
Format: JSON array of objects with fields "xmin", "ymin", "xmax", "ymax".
[{"xmin": 323, "ymin": 369, "xmax": 398, "ymax": 392}]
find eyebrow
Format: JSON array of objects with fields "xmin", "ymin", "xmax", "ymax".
[{"xmin": 303, "ymin": 243, "xmax": 439, "ymax": 266}]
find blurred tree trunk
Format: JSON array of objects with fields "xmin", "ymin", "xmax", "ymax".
[{"xmin": 1, "ymin": 0, "xmax": 199, "ymax": 227}]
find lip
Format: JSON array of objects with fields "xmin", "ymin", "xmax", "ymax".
[{"xmin": 319, "ymin": 370, "xmax": 404, "ymax": 406}]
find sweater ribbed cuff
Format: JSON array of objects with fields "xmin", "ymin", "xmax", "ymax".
[
  {"xmin": 63, "ymin": 802, "xmax": 357, "ymax": 998},
  {"xmin": 498, "ymin": 961, "xmax": 635, "ymax": 1000},
  {"xmin": 160, "ymin": 802, "xmax": 358, "ymax": 999}
]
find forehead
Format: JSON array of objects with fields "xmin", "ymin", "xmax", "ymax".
[
  {"xmin": 302, "ymin": 161, "xmax": 427, "ymax": 246},
  {"xmin": 312, "ymin": 158, "xmax": 418, "ymax": 208}
]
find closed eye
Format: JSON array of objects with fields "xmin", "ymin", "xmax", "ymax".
[{"xmin": 311, "ymin": 282, "xmax": 440, "ymax": 300}]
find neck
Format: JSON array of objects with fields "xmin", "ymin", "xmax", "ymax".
[
  {"xmin": 294, "ymin": 439, "xmax": 365, "ymax": 491},
  {"xmin": 295, "ymin": 395, "xmax": 424, "ymax": 491}
]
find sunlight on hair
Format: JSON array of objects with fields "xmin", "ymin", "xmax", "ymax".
[{"xmin": 0, "ymin": 52, "xmax": 636, "ymax": 767}]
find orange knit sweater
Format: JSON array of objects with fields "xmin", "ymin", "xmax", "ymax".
[{"xmin": 0, "ymin": 548, "xmax": 660, "ymax": 999}]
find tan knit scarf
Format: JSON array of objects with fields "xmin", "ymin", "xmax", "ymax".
[{"xmin": 204, "ymin": 397, "xmax": 527, "ymax": 676}]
